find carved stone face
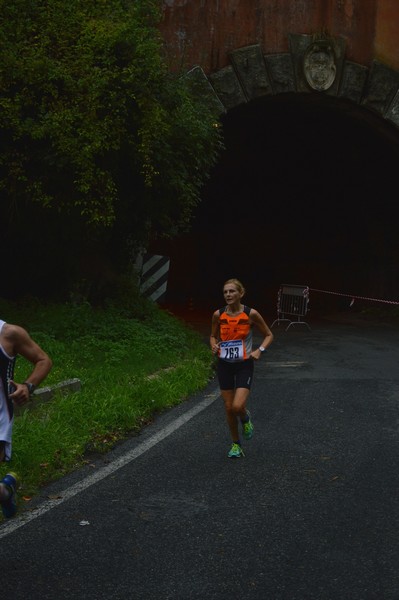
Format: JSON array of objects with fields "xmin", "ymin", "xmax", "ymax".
[{"xmin": 303, "ymin": 42, "xmax": 337, "ymax": 91}]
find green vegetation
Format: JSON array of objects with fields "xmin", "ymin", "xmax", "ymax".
[
  {"xmin": 0, "ymin": 0, "xmax": 222, "ymax": 515},
  {"xmin": 0, "ymin": 296, "xmax": 214, "ymax": 514},
  {"xmin": 0, "ymin": 0, "xmax": 223, "ymax": 299}
]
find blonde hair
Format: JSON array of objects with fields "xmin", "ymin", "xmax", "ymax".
[{"xmin": 223, "ymin": 278, "xmax": 246, "ymax": 296}]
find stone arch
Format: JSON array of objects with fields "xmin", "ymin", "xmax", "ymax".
[
  {"xmin": 187, "ymin": 34, "xmax": 399, "ymax": 130},
  {"xmin": 152, "ymin": 34, "xmax": 399, "ymax": 308}
]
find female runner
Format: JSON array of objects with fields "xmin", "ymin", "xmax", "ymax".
[{"xmin": 210, "ymin": 278, "xmax": 274, "ymax": 458}]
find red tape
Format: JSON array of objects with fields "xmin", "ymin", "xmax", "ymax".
[{"xmin": 310, "ymin": 288, "xmax": 399, "ymax": 306}]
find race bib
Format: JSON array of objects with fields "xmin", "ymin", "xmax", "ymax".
[{"xmin": 219, "ymin": 340, "xmax": 244, "ymax": 362}]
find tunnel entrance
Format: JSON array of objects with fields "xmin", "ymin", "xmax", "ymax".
[{"xmin": 150, "ymin": 93, "xmax": 399, "ymax": 317}]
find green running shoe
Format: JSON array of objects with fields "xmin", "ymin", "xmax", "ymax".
[
  {"xmin": 228, "ymin": 443, "xmax": 245, "ymax": 458},
  {"xmin": 0, "ymin": 472, "xmax": 19, "ymax": 518},
  {"xmin": 242, "ymin": 410, "xmax": 254, "ymax": 440}
]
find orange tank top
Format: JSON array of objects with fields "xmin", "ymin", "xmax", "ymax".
[{"xmin": 218, "ymin": 305, "xmax": 252, "ymax": 361}]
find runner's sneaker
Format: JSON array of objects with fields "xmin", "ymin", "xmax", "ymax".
[
  {"xmin": 0, "ymin": 472, "xmax": 19, "ymax": 518},
  {"xmin": 228, "ymin": 443, "xmax": 245, "ymax": 458},
  {"xmin": 242, "ymin": 410, "xmax": 254, "ymax": 440}
]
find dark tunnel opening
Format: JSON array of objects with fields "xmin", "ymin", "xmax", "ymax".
[{"xmin": 150, "ymin": 93, "xmax": 399, "ymax": 317}]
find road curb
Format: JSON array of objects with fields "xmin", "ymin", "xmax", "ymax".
[{"xmin": 15, "ymin": 378, "xmax": 82, "ymax": 414}]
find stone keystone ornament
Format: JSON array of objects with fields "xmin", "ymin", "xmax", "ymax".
[{"xmin": 303, "ymin": 38, "xmax": 337, "ymax": 91}]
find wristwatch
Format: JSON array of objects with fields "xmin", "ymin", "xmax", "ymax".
[
  {"xmin": 23, "ymin": 382, "xmax": 36, "ymax": 394},
  {"xmin": 259, "ymin": 346, "xmax": 266, "ymax": 353}
]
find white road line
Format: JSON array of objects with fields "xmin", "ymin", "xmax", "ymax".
[{"xmin": 0, "ymin": 389, "xmax": 220, "ymax": 539}]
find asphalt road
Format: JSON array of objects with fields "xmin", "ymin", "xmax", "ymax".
[{"xmin": 1, "ymin": 312, "xmax": 398, "ymax": 600}]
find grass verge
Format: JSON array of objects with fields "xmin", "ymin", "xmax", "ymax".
[{"xmin": 0, "ymin": 297, "xmax": 214, "ymax": 515}]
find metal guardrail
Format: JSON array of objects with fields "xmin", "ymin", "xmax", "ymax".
[{"xmin": 271, "ymin": 284, "xmax": 311, "ymax": 331}]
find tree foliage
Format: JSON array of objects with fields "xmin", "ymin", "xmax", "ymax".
[{"xmin": 0, "ymin": 0, "xmax": 223, "ymax": 298}]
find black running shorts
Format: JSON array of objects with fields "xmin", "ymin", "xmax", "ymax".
[
  {"xmin": 0, "ymin": 440, "xmax": 6, "ymax": 461},
  {"xmin": 217, "ymin": 358, "xmax": 254, "ymax": 391}
]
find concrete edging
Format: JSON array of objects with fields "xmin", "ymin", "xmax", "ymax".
[{"xmin": 15, "ymin": 378, "xmax": 82, "ymax": 414}]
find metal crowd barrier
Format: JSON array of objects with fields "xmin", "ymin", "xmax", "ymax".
[{"xmin": 271, "ymin": 284, "xmax": 311, "ymax": 331}]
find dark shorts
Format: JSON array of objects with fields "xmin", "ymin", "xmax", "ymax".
[
  {"xmin": 0, "ymin": 441, "xmax": 6, "ymax": 462},
  {"xmin": 217, "ymin": 358, "xmax": 254, "ymax": 391}
]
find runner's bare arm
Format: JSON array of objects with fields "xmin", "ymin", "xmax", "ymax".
[
  {"xmin": 4, "ymin": 324, "xmax": 52, "ymax": 405},
  {"xmin": 210, "ymin": 311, "xmax": 220, "ymax": 354},
  {"xmin": 250, "ymin": 310, "xmax": 274, "ymax": 359}
]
